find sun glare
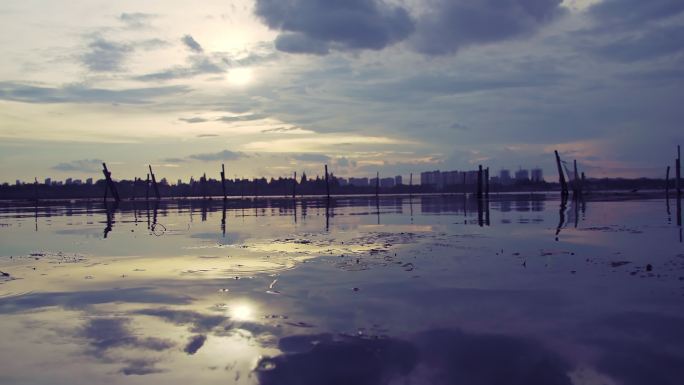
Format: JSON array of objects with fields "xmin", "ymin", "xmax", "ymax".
[
  {"xmin": 230, "ymin": 303, "xmax": 254, "ymax": 321},
  {"xmin": 227, "ymin": 67, "xmax": 254, "ymax": 86}
]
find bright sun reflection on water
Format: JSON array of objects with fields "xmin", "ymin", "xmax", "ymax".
[
  {"xmin": 230, "ymin": 303, "xmax": 254, "ymax": 321},
  {"xmin": 227, "ymin": 67, "xmax": 253, "ymax": 86}
]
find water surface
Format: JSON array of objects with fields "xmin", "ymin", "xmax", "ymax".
[{"xmin": 1, "ymin": 194, "xmax": 683, "ymax": 385}]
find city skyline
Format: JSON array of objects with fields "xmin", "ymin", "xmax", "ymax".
[{"xmin": 2, "ymin": 1, "xmax": 683, "ymax": 182}]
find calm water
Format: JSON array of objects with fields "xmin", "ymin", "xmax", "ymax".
[{"xmin": 0, "ymin": 194, "xmax": 683, "ymax": 385}]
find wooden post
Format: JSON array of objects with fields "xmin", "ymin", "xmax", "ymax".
[
  {"xmin": 677, "ymin": 145, "xmax": 681, "ymax": 195},
  {"xmin": 33, "ymin": 177, "xmax": 38, "ymax": 202},
  {"xmin": 573, "ymin": 159, "xmax": 580, "ymax": 196},
  {"xmin": 202, "ymin": 173, "xmax": 207, "ymax": 199},
  {"xmin": 477, "ymin": 165, "xmax": 483, "ymax": 199},
  {"xmin": 220, "ymin": 164, "xmax": 226, "ymax": 200},
  {"xmin": 666, "ymin": 166, "xmax": 671, "ymax": 195},
  {"xmin": 148, "ymin": 165, "xmax": 160, "ymax": 200},
  {"xmin": 581, "ymin": 172, "xmax": 586, "ymax": 194},
  {"xmin": 324, "ymin": 164, "xmax": 330, "ymax": 199},
  {"xmin": 554, "ymin": 150, "xmax": 568, "ymax": 196},
  {"xmin": 462, "ymin": 172, "xmax": 466, "ymax": 194},
  {"xmin": 102, "ymin": 162, "xmax": 121, "ymax": 202},
  {"xmin": 376, "ymin": 171, "xmax": 380, "ymax": 197},
  {"xmin": 293, "ymin": 172, "xmax": 297, "ymax": 199},
  {"xmin": 145, "ymin": 174, "xmax": 150, "ymax": 200},
  {"xmin": 409, "ymin": 173, "xmax": 413, "ymax": 196},
  {"xmin": 484, "ymin": 167, "xmax": 490, "ymax": 198}
]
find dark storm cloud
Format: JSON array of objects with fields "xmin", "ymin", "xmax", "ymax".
[
  {"xmin": 52, "ymin": 159, "xmax": 103, "ymax": 172},
  {"xmin": 254, "ymin": 0, "xmax": 414, "ymax": 54},
  {"xmin": 589, "ymin": 0, "xmax": 684, "ymax": 27},
  {"xmin": 82, "ymin": 37, "xmax": 132, "ymax": 72},
  {"xmin": 181, "ymin": 34, "xmax": 204, "ymax": 52},
  {"xmin": 412, "ymin": 0, "xmax": 565, "ymax": 55},
  {"xmin": 0, "ymin": 81, "xmax": 190, "ymax": 104}
]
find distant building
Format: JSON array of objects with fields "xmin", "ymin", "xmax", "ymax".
[
  {"xmin": 349, "ymin": 177, "xmax": 369, "ymax": 187},
  {"xmin": 73, "ymin": 179, "xmax": 82, "ymax": 185},
  {"xmin": 421, "ymin": 170, "xmax": 441, "ymax": 186},
  {"xmin": 531, "ymin": 168, "xmax": 543, "ymax": 182},
  {"xmin": 442, "ymin": 171, "xmax": 460, "ymax": 186},
  {"xmin": 337, "ymin": 177, "xmax": 348, "ymax": 186},
  {"xmin": 177, "ymin": 179, "xmax": 182, "ymax": 186},
  {"xmin": 44, "ymin": 178, "xmax": 51, "ymax": 185},
  {"xmin": 86, "ymin": 178, "xmax": 93, "ymax": 185},
  {"xmin": 395, "ymin": 175, "xmax": 402, "ymax": 185},
  {"xmin": 515, "ymin": 169, "xmax": 529, "ymax": 182},
  {"xmin": 65, "ymin": 178, "xmax": 73, "ymax": 185},
  {"xmin": 380, "ymin": 177, "xmax": 395, "ymax": 188},
  {"xmin": 499, "ymin": 169, "xmax": 512, "ymax": 185},
  {"xmin": 15, "ymin": 180, "xmax": 21, "ymax": 186}
]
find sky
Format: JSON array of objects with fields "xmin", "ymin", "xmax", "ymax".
[{"xmin": 1, "ymin": 0, "xmax": 683, "ymax": 183}]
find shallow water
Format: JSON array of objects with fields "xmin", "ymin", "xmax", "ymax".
[{"xmin": 0, "ymin": 194, "xmax": 682, "ymax": 385}]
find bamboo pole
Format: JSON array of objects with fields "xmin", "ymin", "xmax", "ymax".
[
  {"xmin": 293, "ymin": 172, "xmax": 297, "ymax": 199},
  {"xmin": 676, "ymin": 145, "xmax": 681, "ymax": 195},
  {"xmin": 666, "ymin": 166, "xmax": 671, "ymax": 195},
  {"xmin": 484, "ymin": 167, "xmax": 489, "ymax": 198},
  {"xmin": 376, "ymin": 172, "xmax": 380, "ymax": 197}
]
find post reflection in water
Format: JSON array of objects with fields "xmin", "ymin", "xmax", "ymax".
[{"xmin": 4, "ymin": 194, "xmax": 684, "ymax": 385}]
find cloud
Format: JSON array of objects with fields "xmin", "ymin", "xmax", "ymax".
[
  {"xmin": 134, "ymin": 54, "xmax": 224, "ymax": 81},
  {"xmin": 179, "ymin": 117, "xmax": 209, "ymax": 124},
  {"xmin": 81, "ymin": 37, "xmax": 132, "ymax": 72},
  {"xmin": 254, "ymin": 0, "xmax": 414, "ymax": 54},
  {"xmin": 79, "ymin": 317, "xmax": 175, "ymax": 358},
  {"xmin": 257, "ymin": 329, "xmax": 572, "ymax": 385},
  {"xmin": 0, "ymin": 82, "xmax": 190, "ymax": 104},
  {"xmin": 52, "ymin": 159, "xmax": 103, "ymax": 172},
  {"xmin": 291, "ymin": 153, "xmax": 330, "ymax": 162},
  {"xmin": 133, "ymin": 308, "xmax": 226, "ymax": 332},
  {"xmin": 588, "ymin": 0, "xmax": 684, "ymax": 28},
  {"xmin": 188, "ymin": 150, "xmax": 246, "ymax": 162},
  {"xmin": 184, "ymin": 335, "xmax": 207, "ymax": 355},
  {"xmin": 181, "ymin": 34, "xmax": 203, "ymax": 53},
  {"xmin": 216, "ymin": 113, "xmax": 268, "ymax": 122},
  {"xmin": 411, "ymin": 0, "xmax": 565, "ymax": 55},
  {"xmin": 119, "ymin": 13, "xmax": 156, "ymax": 29},
  {"xmin": 591, "ymin": 24, "xmax": 684, "ymax": 62}
]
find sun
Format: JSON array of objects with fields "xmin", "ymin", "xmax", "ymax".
[{"xmin": 227, "ymin": 67, "xmax": 254, "ymax": 86}]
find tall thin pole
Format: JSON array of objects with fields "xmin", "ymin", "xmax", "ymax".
[
  {"xmin": 574, "ymin": 159, "xmax": 580, "ymax": 196},
  {"xmin": 376, "ymin": 172, "xmax": 380, "ymax": 197},
  {"xmin": 484, "ymin": 167, "xmax": 489, "ymax": 198},
  {"xmin": 221, "ymin": 164, "xmax": 226, "ymax": 200},
  {"xmin": 477, "ymin": 165, "xmax": 483, "ymax": 200},
  {"xmin": 324, "ymin": 165, "xmax": 330, "ymax": 200},
  {"xmin": 409, "ymin": 173, "xmax": 413, "ymax": 197},
  {"xmin": 666, "ymin": 166, "xmax": 671, "ymax": 195},
  {"xmin": 102, "ymin": 162, "xmax": 121, "ymax": 202},
  {"xmin": 676, "ymin": 145, "xmax": 681, "ymax": 195},
  {"xmin": 293, "ymin": 172, "xmax": 297, "ymax": 199}
]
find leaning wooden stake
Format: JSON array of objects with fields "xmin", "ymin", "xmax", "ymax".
[
  {"xmin": 148, "ymin": 165, "xmax": 160, "ymax": 200},
  {"xmin": 554, "ymin": 150, "xmax": 568, "ymax": 196},
  {"xmin": 573, "ymin": 159, "xmax": 580, "ymax": 196},
  {"xmin": 484, "ymin": 167, "xmax": 490, "ymax": 198},
  {"xmin": 102, "ymin": 162, "xmax": 121, "ymax": 202},
  {"xmin": 324, "ymin": 164, "xmax": 330, "ymax": 200},
  {"xmin": 293, "ymin": 172, "xmax": 297, "ymax": 199},
  {"xmin": 409, "ymin": 173, "xmax": 413, "ymax": 196},
  {"xmin": 220, "ymin": 164, "xmax": 227, "ymax": 200},
  {"xmin": 666, "ymin": 166, "xmax": 671, "ymax": 195}
]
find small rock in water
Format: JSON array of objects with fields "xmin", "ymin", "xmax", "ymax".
[
  {"xmin": 0, "ymin": 271, "xmax": 9, "ymax": 277},
  {"xmin": 646, "ymin": 264, "xmax": 653, "ymax": 272},
  {"xmin": 353, "ymin": 287, "xmax": 359, "ymax": 292}
]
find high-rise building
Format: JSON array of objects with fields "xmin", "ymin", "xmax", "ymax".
[
  {"xmin": 421, "ymin": 170, "xmax": 441, "ymax": 186},
  {"xmin": 85, "ymin": 178, "xmax": 93, "ymax": 185},
  {"xmin": 531, "ymin": 168, "xmax": 543, "ymax": 182},
  {"xmin": 65, "ymin": 178, "xmax": 73, "ymax": 185},
  {"xmin": 349, "ymin": 177, "xmax": 369, "ymax": 187},
  {"xmin": 395, "ymin": 175, "xmax": 402, "ymax": 185},
  {"xmin": 499, "ymin": 169, "xmax": 512, "ymax": 185},
  {"xmin": 44, "ymin": 178, "xmax": 51, "ymax": 185},
  {"xmin": 380, "ymin": 177, "xmax": 395, "ymax": 188},
  {"xmin": 515, "ymin": 169, "xmax": 529, "ymax": 181}
]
